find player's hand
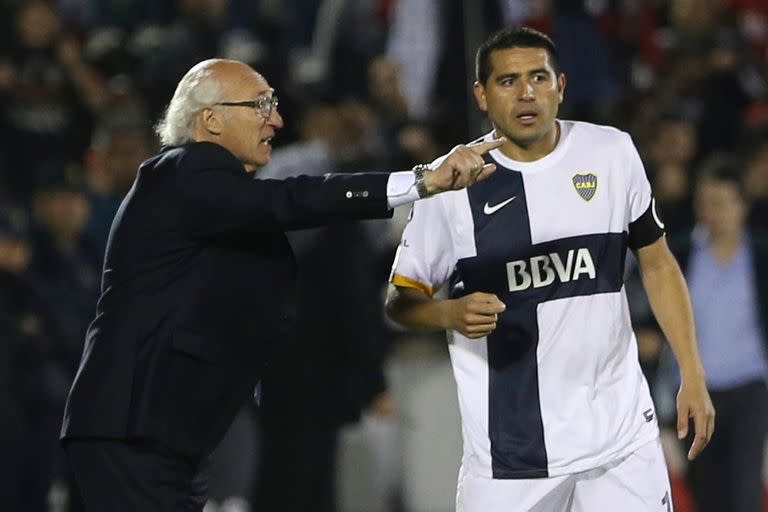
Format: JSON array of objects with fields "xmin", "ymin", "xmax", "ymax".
[
  {"xmin": 445, "ymin": 292, "xmax": 506, "ymax": 339},
  {"xmin": 676, "ymin": 375, "xmax": 715, "ymax": 460},
  {"xmin": 423, "ymin": 137, "xmax": 506, "ymax": 195}
]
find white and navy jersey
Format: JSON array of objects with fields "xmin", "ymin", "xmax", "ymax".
[{"xmin": 390, "ymin": 121, "xmax": 664, "ymax": 479}]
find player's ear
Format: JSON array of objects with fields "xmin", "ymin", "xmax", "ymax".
[
  {"xmin": 199, "ymin": 107, "xmax": 222, "ymax": 136},
  {"xmin": 473, "ymin": 81, "xmax": 488, "ymax": 112},
  {"xmin": 557, "ymin": 73, "xmax": 566, "ymax": 105}
]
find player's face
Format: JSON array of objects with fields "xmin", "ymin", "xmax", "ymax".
[
  {"xmin": 694, "ymin": 178, "xmax": 746, "ymax": 236},
  {"xmin": 474, "ymin": 47, "xmax": 564, "ymax": 149},
  {"xmin": 216, "ymin": 71, "xmax": 284, "ymax": 172}
]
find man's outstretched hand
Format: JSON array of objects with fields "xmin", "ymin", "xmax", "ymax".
[{"xmin": 423, "ymin": 137, "xmax": 506, "ymax": 195}]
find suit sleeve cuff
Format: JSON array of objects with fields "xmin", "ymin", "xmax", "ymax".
[{"xmin": 386, "ymin": 171, "xmax": 420, "ymax": 209}]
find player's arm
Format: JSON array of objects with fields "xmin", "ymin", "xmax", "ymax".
[
  {"xmin": 385, "ymin": 284, "xmax": 505, "ymax": 339},
  {"xmin": 623, "ymin": 130, "xmax": 714, "ymax": 461},
  {"xmin": 636, "ymin": 236, "xmax": 715, "ymax": 461}
]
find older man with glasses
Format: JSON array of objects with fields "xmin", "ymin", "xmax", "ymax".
[{"xmin": 58, "ymin": 58, "xmax": 503, "ymax": 511}]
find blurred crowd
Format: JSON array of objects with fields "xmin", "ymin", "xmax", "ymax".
[{"xmin": 1, "ymin": 0, "xmax": 768, "ymax": 511}]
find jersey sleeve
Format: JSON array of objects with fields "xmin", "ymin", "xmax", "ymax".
[
  {"xmin": 623, "ymin": 133, "xmax": 665, "ymax": 250},
  {"xmin": 389, "ymin": 195, "xmax": 454, "ymax": 297}
]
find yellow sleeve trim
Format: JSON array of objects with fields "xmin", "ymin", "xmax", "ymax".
[{"xmin": 391, "ymin": 274, "xmax": 434, "ymax": 297}]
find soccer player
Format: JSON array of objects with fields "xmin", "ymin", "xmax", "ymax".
[{"xmin": 386, "ymin": 27, "xmax": 714, "ymax": 511}]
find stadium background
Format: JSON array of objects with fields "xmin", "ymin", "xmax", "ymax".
[{"xmin": 1, "ymin": 0, "xmax": 767, "ymax": 510}]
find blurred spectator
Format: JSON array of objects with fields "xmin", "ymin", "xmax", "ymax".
[
  {"xmin": 254, "ymin": 108, "xmax": 395, "ymax": 511},
  {"xmin": 670, "ymin": 0, "xmax": 728, "ymax": 39},
  {"xmin": 743, "ymin": 134, "xmax": 768, "ymax": 232},
  {"xmin": 22, "ymin": 162, "xmax": 101, "ymax": 509},
  {"xmin": 647, "ymin": 112, "xmax": 698, "ymax": 235},
  {"xmin": 0, "ymin": 203, "xmax": 79, "ymax": 512},
  {"xmin": 61, "ymin": 0, "xmax": 174, "ymax": 31},
  {"xmin": 730, "ymin": 0, "xmax": 768, "ymax": 61},
  {"xmin": 368, "ymin": 55, "xmax": 410, "ymax": 128},
  {"xmin": 0, "ymin": 206, "xmax": 35, "ymax": 511},
  {"xmin": 366, "ymin": 55, "xmax": 449, "ymax": 175},
  {"xmin": 667, "ymin": 154, "xmax": 768, "ymax": 512},
  {"xmin": 134, "ymin": 0, "xmax": 229, "ymax": 118},
  {"xmin": 29, "ymin": 160, "xmax": 99, "ymax": 336},
  {"xmin": 384, "ymin": 0, "xmax": 441, "ymax": 122},
  {"xmin": 27, "ymin": 162, "xmax": 100, "ymax": 418},
  {"xmin": 82, "ymin": 112, "xmax": 154, "ymax": 265},
  {"xmin": 255, "ymin": 219, "xmax": 394, "ymax": 512},
  {"xmin": 387, "ymin": 0, "xmax": 507, "ymax": 140},
  {"xmin": 551, "ymin": 2, "xmax": 622, "ymax": 121},
  {"xmin": 0, "ymin": 0, "xmax": 108, "ymax": 203},
  {"xmin": 260, "ymin": 95, "xmax": 402, "ymax": 181},
  {"xmin": 257, "ymin": 101, "xmax": 350, "ymax": 181},
  {"xmin": 327, "ymin": 0, "xmax": 392, "ymax": 99},
  {"xmin": 697, "ymin": 34, "xmax": 761, "ymax": 152}
]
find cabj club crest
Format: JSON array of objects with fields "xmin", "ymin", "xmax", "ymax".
[{"xmin": 572, "ymin": 173, "xmax": 598, "ymax": 201}]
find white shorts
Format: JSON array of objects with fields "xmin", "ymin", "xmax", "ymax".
[{"xmin": 456, "ymin": 438, "xmax": 673, "ymax": 512}]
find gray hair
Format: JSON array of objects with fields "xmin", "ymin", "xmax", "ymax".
[{"xmin": 155, "ymin": 60, "xmax": 225, "ymax": 147}]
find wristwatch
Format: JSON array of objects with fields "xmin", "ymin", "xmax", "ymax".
[{"xmin": 412, "ymin": 164, "xmax": 434, "ymax": 198}]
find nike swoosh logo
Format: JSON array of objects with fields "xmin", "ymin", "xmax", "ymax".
[{"xmin": 483, "ymin": 196, "xmax": 517, "ymax": 215}]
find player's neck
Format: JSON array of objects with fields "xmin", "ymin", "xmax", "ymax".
[{"xmin": 500, "ymin": 122, "xmax": 560, "ymax": 162}]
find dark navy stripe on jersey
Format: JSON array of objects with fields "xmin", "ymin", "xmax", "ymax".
[
  {"xmin": 461, "ymin": 232, "xmax": 628, "ymax": 309},
  {"xmin": 454, "ymin": 161, "xmax": 628, "ymax": 479},
  {"xmin": 456, "ymin": 165, "xmax": 548, "ymax": 478}
]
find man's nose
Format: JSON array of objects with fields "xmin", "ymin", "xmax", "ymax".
[
  {"xmin": 520, "ymin": 82, "xmax": 535, "ymax": 101},
  {"xmin": 269, "ymin": 109, "xmax": 284, "ymax": 129}
]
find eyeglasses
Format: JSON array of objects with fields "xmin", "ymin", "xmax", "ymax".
[{"xmin": 215, "ymin": 95, "xmax": 279, "ymax": 119}]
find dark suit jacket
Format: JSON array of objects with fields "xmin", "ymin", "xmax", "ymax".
[
  {"xmin": 60, "ymin": 141, "xmax": 393, "ymax": 459},
  {"xmin": 669, "ymin": 230, "xmax": 768, "ymax": 350}
]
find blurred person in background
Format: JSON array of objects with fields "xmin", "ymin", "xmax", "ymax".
[
  {"xmin": 0, "ymin": 198, "xmax": 89, "ymax": 512},
  {"xmin": 255, "ymin": 215, "xmax": 395, "ymax": 512},
  {"xmin": 366, "ymin": 55, "xmax": 451, "ymax": 178},
  {"xmin": 743, "ymin": 135, "xmax": 768, "ymax": 232},
  {"xmin": 82, "ymin": 113, "xmax": 154, "ymax": 265},
  {"xmin": 253, "ymin": 93, "xmax": 399, "ymax": 512},
  {"xmin": 695, "ymin": 35, "xmax": 761, "ymax": 153},
  {"xmin": 134, "ymin": 0, "xmax": 235, "ymax": 119},
  {"xmin": 386, "ymin": 0, "xmax": 508, "ymax": 143},
  {"xmin": 666, "ymin": 154, "xmax": 768, "ymax": 512},
  {"xmin": 59, "ymin": 57, "xmax": 503, "ymax": 510},
  {"xmin": 0, "ymin": 207, "xmax": 37, "ymax": 511},
  {"xmin": 368, "ymin": 55, "xmax": 410, "ymax": 129},
  {"xmin": 387, "ymin": 26, "xmax": 714, "ymax": 512},
  {"xmin": 28, "ymin": 161, "xmax": 100, "ymax": 384},
  {"xmin": 0, "ymin": 0, "xmax": 108, "ymax": 203},
  {"xmin": 547, "ymin": 1, "xmax": 623, "ymax": 122},
  {"xmin": 646, "ymin": 111, "xmax": 698, "ymax": 236},
  {"xmin": 29, "ymin": 163, "xmax": 100, "ymax": 337},
  {"xmin": 253, "ymin": 100, "xmax": 340, "ymax": 182},
  {"xmin": 661, "ymin": 2, "xmax": 762, "ymax": 149},
  {"xmin": 132, "ymin": 0, "xmax": 277, "ymax": 125},
  {"xmin": 26, "ymin": 162, "xmax": 101, "ymax": 508}
]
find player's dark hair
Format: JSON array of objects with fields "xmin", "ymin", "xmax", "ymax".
[
  {"xmin": 697, "ymin": 153, "xmax": 748, "ymax": 200},
  {"xmin": 475, "ymin": 27, "xmax": 560, "ymax": 85}
]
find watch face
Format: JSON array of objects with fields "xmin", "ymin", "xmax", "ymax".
[{"xmin": 412, "ymin": 164, "xmax": 434, "ymax": 198}]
